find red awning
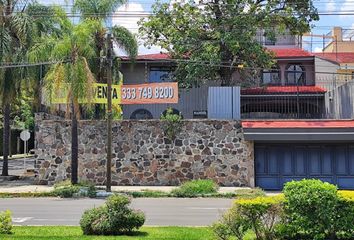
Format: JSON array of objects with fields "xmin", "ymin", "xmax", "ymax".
[
  {"xmin": 241, "ymin": 86, "xmax": 326, "ymax": 95},
  {"xmin": 242, "ymin": 120, "xmax": 354, "ymax": 129}
]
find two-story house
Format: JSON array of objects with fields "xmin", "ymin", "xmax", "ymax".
[
  {"xmin": 120, "ymin": 48, "xmax": 339, "ymax": 120},
  {"xmin": 118, "ymin": 31, "xmax": 354, "ymax": 191}
]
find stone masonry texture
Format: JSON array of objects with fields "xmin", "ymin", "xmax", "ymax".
[{"xmin": 34, "ymin": 114, "xmax": 254, "ymax": 186}]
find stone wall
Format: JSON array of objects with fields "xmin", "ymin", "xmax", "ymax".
[{"xmin": 34, "ymin": 115, "xmax": 254, "ymax": 186}]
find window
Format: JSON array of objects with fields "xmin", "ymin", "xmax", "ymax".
[
  {"xmin": 130, "ymin": 109, "xmax": 153, "ymax": 120},
  {"xmin": 286, "ymin": 64, "xmax": 305, "ymax": 85},
  {"xmin": 149, "ymin": 67, "xmax": 173, "ymax": 83},
  {"xmin": 264, "ymin": 36, "xmax": 276, "ymax": 46},
  {"xmin": 262, "ymin": 66, "xmax": 280, "ymax": 85}
]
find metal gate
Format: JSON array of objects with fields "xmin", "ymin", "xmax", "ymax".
[
  {"xmin": 255, "ymin": 144, "xmax": 354, "ymax": 190},
  {"xmin": 207, "ymin": 87, "xmax": 241, "ymax": 119}
]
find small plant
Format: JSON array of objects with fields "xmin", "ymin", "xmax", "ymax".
[
  {"xmin": 212, "ymin": 196, "xmax": 283, "ymax": 240},
  {"xmin": 52, "ymin": 180, "xmax": 96, "ymax": 198},
  {"xmin": 171, "ymin": 179, "xmax": 219, "ymax": 197},
  {"xmin": 212, "ymin": 204, "xmax": 250, "ymax": 240},
  {"xmin": 160, "ymin": 107, "xmax": 182, "ymax": 140},
  {"xmin": 80, "ymin": 194, "xmax": 145, "ymax": 235},
  {"xmin": 0, "ymin": 210, "xmax": 12, "ymax": 234}
]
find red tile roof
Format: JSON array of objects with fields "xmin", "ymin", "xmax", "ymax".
[
  {"xmin": 242, "ymin": 120, "xmax": 354, "ymax": 129},
  {"xmin": 313, "ymin": 52, "xmax": 354, "ymax": 64},
  {"xmin": 241, "ymin": 86, "xmax": 326, "ymax": 95},
  {"xmin": 121, "ymin": 53, "xmax": 171, "ymax": 61},
  {"xmin": 123, "ymin": 48, "xmax": 313, "ymax": 61},
  {"xmin": 270, "ymin": 48, "xmax": 313, "ymax": 58}
]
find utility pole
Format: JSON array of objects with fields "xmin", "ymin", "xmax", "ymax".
[{"xmin": 106, "ymin": 33, "xmax": 113, "ymax": 192}]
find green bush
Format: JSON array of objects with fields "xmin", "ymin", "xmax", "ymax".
[
  {"xmin": 171, "ymin": 179, "xmax": 219, "ymax": 197},
  {"xmin": 80, "ymin": 194, "xmax": 145, "ymax": 235},
  {"xmin": 160, "ymin": 107, "xmax": 182, "ymax": 140},
  {"xmin": 0, "ymin": 210, "xmax": 12, "ymax": 234},
  {"xmin": 331, "ymin": 191, "xmax": 354, "ymax": 240},
  {"xmin": 52, "ymin": 180, "xmax": 96, "ymax": 198},
  {"xmin": 53, "ymin": 184, "xmax": 80, "ymax": 198},
  {"xmin": 282, "ymin": 179, "xmax": 349, "ymax": 240},
  {"xmin": 212, "ymin": 196, "xmax": 283, "ymax": 240},
  {"xmin": 212, "ymin": 204, "xmax": 251, "ymax": 240}
]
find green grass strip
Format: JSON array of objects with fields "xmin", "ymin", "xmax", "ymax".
[{"xmin": 0, "ymin": 226, "xmax": 214, "ymax": 240}]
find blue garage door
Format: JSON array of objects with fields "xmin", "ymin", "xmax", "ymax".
[{"xmin": 255, "ymin": 144, "xmax": 354, "ymax": 190}]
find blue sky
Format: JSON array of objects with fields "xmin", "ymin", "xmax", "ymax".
[{"xmin": 39, "ymin": 0, "xmax": 354, "ymax": 54}]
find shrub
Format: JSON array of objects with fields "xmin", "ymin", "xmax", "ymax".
[
  {"xmin": 212, "ymin": 204, "xmax": 251, "ymax": 240},
  {"xmin": 80, "ymin": 194, "xmax": 145, "ymax": 235},
  {"xmin": 237, "ymin": 196, "xmax": 283, "ymax": 240},
  {"xmin": 0, "ymin": 210, "xmax": 12, "ymax": 234},
  {"xmin": 171, "ymin": 179, "xmax": 219, "ymax": 197},
  {"xmin": 160, "ymin": 107, "xmax": 182, "ymax": 140},
  {"xmin": 335, "ymin": 191, "xmax": 354, "ymax": 239},
  {"xmin": 53, "ymin": 184, "xmax": 80, "ymax": 198},
  {"xmin": 282, "ymin": 179, "xmax": 343, "ymax": 240},
  {"xmin": 53, "ymin": 180, "xmax": 96, "ymax": 198},
  {"xmin": 212, "ymin": 196, "xmax": 283, "ymax": 240}
]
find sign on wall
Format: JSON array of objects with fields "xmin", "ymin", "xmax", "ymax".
[
  {"xmin": 121, "ymin": 82, "xmax": 178, "ymax": 104},
  {"xmin": 51, "ymin": 82, "xmax": 178, "ymax": 105}
]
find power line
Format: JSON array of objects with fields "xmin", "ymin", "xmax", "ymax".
[{"xmin": 0, "ymin": 60, "xmax": 70, "ymax": 69}]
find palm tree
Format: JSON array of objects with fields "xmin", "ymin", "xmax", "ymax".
[
  {"xmin": 0, "ymin": 0, "xmax": 56, "ymax": 176},
  {"xmin": 29, "ymin": 8, "xmax": 98, "ymax": 184},
  {"xmin": 73, "ymin": 0, "xmax": 138, "ymax": 118}
]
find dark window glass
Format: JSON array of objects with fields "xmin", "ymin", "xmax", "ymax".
[
  {"xmin": 130, "ymin": 109, "xmax": 153, "ymax": 119},
  {"xmin": 262, "ymin": 66, "xmax": 280, "ymax": 85},
  {"xmin": 286, "ymin": 64, "xmax": 305, "ymax": 85},
  {"xmin": 149, "ymin": 67, "xmax": 173, "ymax": 83}
]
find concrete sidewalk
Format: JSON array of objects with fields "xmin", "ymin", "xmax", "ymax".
[{"xmin": 0, "ymin": 185, "xmax": 250, "ymax": 194}]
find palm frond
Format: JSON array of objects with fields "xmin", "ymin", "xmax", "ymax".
[
  {"xmin": 112, "ymin": 25, "xmax": 138, "ymax": 59},
  {"xmin": 0, "ymin": 27, "xmax": 12, "ymax": 62},
  {"xmin": 73, "ymin": 0, "xmax": 127, "ymax": 20},
  {"xmin": 9, "ymin": 12, "xmax": 34, "ymax": 46}
]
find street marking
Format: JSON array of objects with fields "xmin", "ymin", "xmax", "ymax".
[
  {"xmin": 33, "ymin": 219, "xmax": 75, "ymax": 221},
  {"xmin": 186, "ymin": 207, "xmax": 228, "ymax": 210},
  {"xmin": 13, "ymin": 217, "xmax": 33, "ymax": 223}
]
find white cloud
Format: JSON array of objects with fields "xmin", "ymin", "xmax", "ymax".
[
  {"xmin": 340, "ymin": 0, "xmax": 354, "ymax": 18},
  {"xmin": 112, "ymin": 3, "xmax": 164, "ymax": 55},
  {"xmin": 326, "ymin": 0, "xmax": 336, "ymax": 11},
  {"xmin": 112, "ymin": 3, "xmax": 144, "ymax": 34}
]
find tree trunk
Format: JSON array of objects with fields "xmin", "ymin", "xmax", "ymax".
[
  {"xmin": 94, "ymin": 32, "xmax": 105, "ymax": 119},
  {"xmin": 71, "ymin": 101, "xmax": 78, "ymax": 184},
  {"xmin": 1, "ymin": 103, "xmax": 10, "ymax": 176}
]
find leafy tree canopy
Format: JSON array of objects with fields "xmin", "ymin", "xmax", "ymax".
[{"xmin": 139, "ymin": 0, "xmax": 319, "ymax": 87}]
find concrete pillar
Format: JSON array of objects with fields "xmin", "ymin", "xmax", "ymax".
[
  {"xmin": 332, "ymin": 27, "xmax": 343, "ymax": 42},
  {"xmin": 279, "ymin": 64, "xmax": 286, "ymax": 85}
]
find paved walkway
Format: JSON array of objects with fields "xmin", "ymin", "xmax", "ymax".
[
  {"xmin": 0, "ymin": 185, "xmax": 250, "ymax": 193},
  {"xmin": 0, "ymin": 157, "xmax": 35, "ymax": 176}
]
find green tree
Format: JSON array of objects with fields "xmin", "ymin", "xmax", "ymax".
[
  {"xmin": 0, "ymin": 0, "xmax": 57, "ymax": 176},
  {"xmin": 139, "ymin": 0, "xmax": 319, "ymax": 87},
  {"xmin": 29, "ymin": 8, "xmax": 98, "ymax": 184},
  {"xmin": 73, "ymin": 0, "xmax": 138, "ymax": 118}
]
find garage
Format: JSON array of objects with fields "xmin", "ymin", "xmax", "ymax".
[
  {"xmin": 255, "ymin": 144, "xmax": 354, "ymax": 190},
  {"xmin": 242, "ymin": 120, "xmax": 354, "ymax": 191}
]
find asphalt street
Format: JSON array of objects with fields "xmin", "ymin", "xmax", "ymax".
[{"xmin": 0, "ymin": 198, "xmax": 233, "ymax": 226}]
